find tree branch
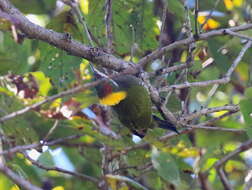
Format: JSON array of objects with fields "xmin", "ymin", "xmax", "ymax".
[
  {"xmin": 0, "ymin": 76, "xmax": 109, "ymax": 123},
  {"xmin": 0, "ymin": 0, "xmax": 252, "ymax": 74},
  {"xmin": 214, "ymin": 139, "xmax": 252, "ymax": 190},
  {"xmin": 23, "ymin": 152, "xmax": 99, "ymax": 185},
  {"xmin": 214, "ymin": 139, "xmax": 252, "ymax": 169},
  {"xmin": 217, "ymin": 168, "xmax": 234, "ymax": 190},
  {"xmin": 0, "ymin": 162, "xmax": 42, "ymax": 190},
  {"xmin": 0, "ymin": 0, "xmax": 131, "ymax": 71},
  {"xmin": 105, "ymin": 0, "xmax": 113, "ymax": 53},
  {"xmin": 182, "ymin": 105, "xmax": 239, "ymax": 122},
  {"xmin": 160, "ymin": 40, "xmax": 252, "ymax": 91},
  {"xmin": 0, "ymin": 134, "xmax": 84, "ymax": 156},
  {"xmin": 137, "ymin": 24, "xmax": 252, "ymax": 69},
  {"xmin": 111, "ymin": 124, "xmax": 245, "ymax": 159}
]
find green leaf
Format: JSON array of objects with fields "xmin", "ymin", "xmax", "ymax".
[
  {"xmin": 0, "ymin": 33, "xmax": 32, "ymax": 74},
  {"xmin": 38, "ymin": 150, "xmax": 55, "ymax": 167},
  {"xmin": 245, "ymin": 87, "xmax": 252, "ymax": 99},
  {"xmin": 151, "ymin": 147, "xmax": 180, "ymax": 186},
  {"xmin": 166, "ymin": 0, "xmax": 185, "ymax": 20},
  {"xmin": 10, "ymin": 0, "xmax": 56, "ymax": 14},
  {"xmin": 0, "ymin": 174, "xmax": 14, "ymax": 189},
  {"xmin": 38, "ymin": 41, "xmax": 81, "ymax": 88},
  {"xmin": 208, "ymin": 38, "xmax": 230, "ymax": 72},
  {"xmin": 240, "ymin": 98, "xmax": 252, "ymax": 138},
  {"xmin": 0, "ymin": 87, "xmax": 14, "ymax": 96},
  {"xmin": 240, "ymin": 99, "xmax": 252, "ymax": 125},
  {"xmin": 0, "ymin": 95, "xmax": 39, "ymax": 144}
]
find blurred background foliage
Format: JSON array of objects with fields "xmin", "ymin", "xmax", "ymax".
[{"xmin": 0, "ymin": 0, "xmax": 252, "ymax": 189}]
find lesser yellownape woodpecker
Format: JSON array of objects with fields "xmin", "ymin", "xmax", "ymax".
[{"xmin": 95, "ymin": 74, "xmax": 178, "ymax": 137}]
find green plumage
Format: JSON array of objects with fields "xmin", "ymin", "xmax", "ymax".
[
  {"xmin": 97, "ymin": 74, "xmax": 178, "ymax": 137},
  {"xmin": 112, "ymin": 75, "xmax": 153, "ymax": 137}
]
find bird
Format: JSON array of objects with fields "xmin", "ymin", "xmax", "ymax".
[{"xmin": 95, "ymin": 72, "xmax": 178, "ymax": 138}]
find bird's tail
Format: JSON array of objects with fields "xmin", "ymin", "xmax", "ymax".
[{"xmin": 152, "ymin": 115, "xmax": 179, "ymax": 134}]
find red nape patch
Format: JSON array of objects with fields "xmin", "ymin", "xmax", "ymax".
[{"xmin": 101, "ymin": 82, "xmax": 113, "ymax": 97}]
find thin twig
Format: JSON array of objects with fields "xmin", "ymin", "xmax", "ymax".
[
  {"xmin": 200, "ymin": 110, "xmax": 239, "ymax": 126},
  {"xmin": 215, "ymin": 139, "xmax": 252, "ymax": 169},
  {"xmin": 105, "ymin": 0, "xmax": 113, "ymax": 53},
  {"xmin": 160, "ymin": 41, "xmax": 252, "ymax": 92},
  {"xmin": 217, "ymin": 168, "xmax": 234, "ymax": 190},
  {"xmin": 43, "ymin": 120, "xmax": 59, "ymax": 142},
  {"xmin": 62, "ymin": 0, "xmax": 95, "ymax": 46},
  {"xmin": 111, "ymin": 124, "xmax": 244, "ymax": 159},
  {"xmin": 159, "ymin": 4, "xmax": 167, "ymax": 47},
  {"xmin": 23, "ymin": 152, "xmax": 99, "ymax": 185},
  {"xmin": 192, "ymin": 125, "xmax": 245, "ymax": 133},
  {"xmin": 129, "ymin": 24, "xmax": 136, "ymax": 62},
  {"xmin": 160, "ymin": 77, "xmax": 230, "ymax": 92},
  {"xmin": 106, "ymin": 174, "xmax": 150, "ymax": 190},
  {"xmin": 141, "ymin": 72, "xmax": 177, "ymax": 123},
  {"xmin": 100, "ymin": 146, "xmax": 111, "ymax": 190},
  {"xmin": 136, "ymin": 24, "xmax": 252, "ymax": 70},
  {"xmin": 151, "ymin": 63, "xmax": 188, "ymax": 77},
  {"xmin": 213, "ymin": 139, "xmax": 252, "ymax": 190},
  {"xmin": 225, "ymin": 29, "xmax": 252, "ymax": 41},
  {"xmin": 225, "ymin": 41, "xmax": 252, "ymax": 77},
  {"xmin": 194, "ymin": 0, "xmax": 199, "ymax": 37},
  {"xmin": 0, "ymin": 134, "xmax": 84, "ymax": 156},
  {"xmin": 0, "ymin": 80, "xmax": 100, "ymax": 123},
  {"xmin": 0, "ymin": 72, "xmax": 125, "ymax": 123},
  {"xmin": 182, "ymin": 105, "xmax": 239, "ymax": 122}
]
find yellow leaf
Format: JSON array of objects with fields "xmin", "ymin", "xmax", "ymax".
[
  {"xmin": 225, "ymin": 160, "xmax": 245, "ymax": 172},
  {"xmin": 233, "ymin": 0, "xmax": 243, "ymax": 7},
  {"xmin": 50, "ymin": 98, "xmax": 62, "ymax": 108},
  {"xmin": 198, "ymin": 16, "xmax": 220, "ymax": 30},
  {"xmin": 119, "ymin": 185, "xmax": 129, "ymax": 190},
  {"xmin": 10, "ymin": 185, "xmax": 20, "ymax": 190},
  {"xmin": 212, "ymin": 110, "xmax": 228, "ymax": 117},
  {"xmin": 224, "ymin": 0, "xmax": 234, "ymax": 10},
  {"xmin": 80, "ymin": 0, "xmax": 89, "ymax": 15},
  {"xmin": 177, "ymin": 148, "xmax": 199, "ymax": 158},
  {"xmin": 197, "ymin": 16, "xmax": 206, "ymax": 24},
  {"xmin": 80, "ymin": 60, "xmax": 92, "ymax": 80},
  {"xmin": 29, "ymin": 71, "xmax": 52, "ymax": 96},
  {"xmin": 81, "ymin": 135, "xmax": 95, "ymax": 144},
  {"xmin": 52, "ymin": 186, "xmax": 64, "ymax": 190},
  {"xmin": 207, "ymin": 19, "xmax": 220, "ymax": 29},
  {"xmin": 106, "ymin": 177, "xmax": 117, "ymax": 190}
]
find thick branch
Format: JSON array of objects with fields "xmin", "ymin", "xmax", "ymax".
[
  {"xmin": 0, "ymin": 0, "xmax": 252, "ymax": 73},
  {"xmin": 0, "ymin": 0, "xmax": 131, "ymax": 71}
]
